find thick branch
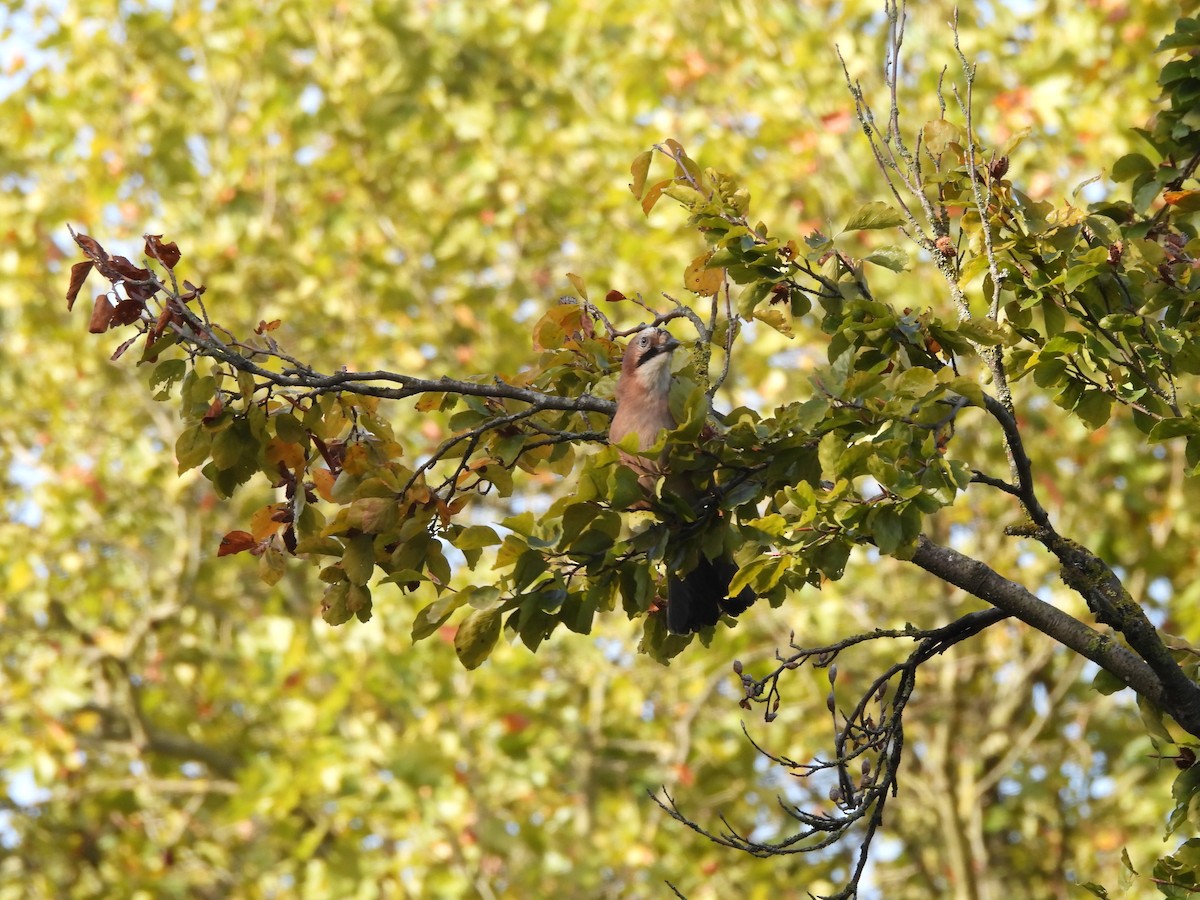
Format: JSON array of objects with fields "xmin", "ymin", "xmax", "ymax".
[
  {"xmin": 909, "ymin": 536, "xmax": 1170, "ymax": 711},
  {"xmin": 1030, "ymin": 529, "xmax": 1200, "ymax": 735}
]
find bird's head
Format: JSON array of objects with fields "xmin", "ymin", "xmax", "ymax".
[{"xmin": 621, "ymin": 327, "xmax": 680, "ymax": 394}]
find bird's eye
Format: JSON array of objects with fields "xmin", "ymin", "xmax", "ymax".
[{"xmin": 639, "ymin": 334, "xmax": 649, "ymax": 345}]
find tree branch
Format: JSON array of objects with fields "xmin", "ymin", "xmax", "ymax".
[{"xmin": 907, "ymin": 535, "xmax": 1186, "ymax": 720}]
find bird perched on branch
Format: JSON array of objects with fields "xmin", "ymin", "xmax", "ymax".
[{"xmin": 609, "ymin": 326, "xmax": 755, "ymax": 634}]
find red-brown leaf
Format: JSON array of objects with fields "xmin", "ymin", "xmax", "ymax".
[
  {"xmin": 110, "ymin": 255, "xmax": 152, "ymax": 282},
  {"xmin": 110, "ymin": 298, "xmax": 145, "ymax": 327},
  {"xmin": 72, "ymin": 231, "xmax": 108, "ymax": 262},
  {"xmin": 110, "ymin": 333, "xmax": 140, "ymax": 360},
  {"xmin": 604, "ymin": 289, "xmax": 626, "ymax": 303},
  {"xmin": 217, "ymin": 530, "xmax": 256, "ymax": 557},
  {"xmin": 149, "ymin": 305, "xmax": 172, "ymax": 341},
  {"xmin": 66, "ymin": 261, "xmax": 93, "ymax": 311},
  {"xmin": 144, "ymin": 234, "xmax": 181, "ymax": 268},
  {"xmin": 202, "ymin": 396, "xmax": 225, "ymax": 424},
  {"xmin": 88, "ymin": 294, "xmax": 115, "ymax": 333},
  {"xmin": 124, "ymin": 280, "xmax": 159, "ymax": 302}
]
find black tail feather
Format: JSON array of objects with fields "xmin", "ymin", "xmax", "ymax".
[{"xmin": 666, "ymin": 555, "xmax": 755, "ymax": 635}]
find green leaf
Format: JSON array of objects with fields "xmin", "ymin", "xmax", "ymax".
[
  {"xmin": 955, "ymin": 318, "xmax": 1009, "ymax": 346},
  {"xmin": 894, "ymin": 366, "xmax": 936, "ymax": 399},
  {"xmin": 412, "ymin": 593, "xmax": 471, "ymax": 641},
  {"xmin": 342, "ymin": 533, "xmax": 376, "ymax": 585},
  {"xmin": 842, "ymin": 201, "xmax": 907, "ymax": 232},
  {"xmin": 1092, "ymin": 668, "xmax": 1125, "ymax": 696},
  {"xmin": 454, "ymin": 608, "xmax": 502, "ymax": 669},
  {"xmin": 321, "ymin": 582, "xmax": 352, "ymax": 626},
  {"xmin": 818, "ymin": 431, "xmax": 845, "ymax": 480},
  {"xmin": 870, "ymin": 507, "xmax": 904, "ymax": 554},
  {"xmin": 1111, "ymin": 152, "xmax": 1155, "ymax": 182},
  {"xmin": 274, "ymin": 411, "xmax": 308, "ymax": 445},
  {"xmin": 149, "ymin": 358, "xmax": 187, "ymax": 399},
  {"xmin": 608, "ymin": 462, "xmax": 644, "ymax": 510},
  {"xmin": 175, "ymin": 424, "xmax": 212, "ymax": 473},
  {"xmin": 456, "ymin": 525, "xmax": 501, "ymax": 551},
  {"xmin": 211, "ymin": 419, "xmax": 256, "ymax": 470},
  {"xmin": 1149, "ymin": 418, "xmax": 1200, "ymax": 443},
  {"xmin": 863, "ymin": 246, "xmax": 909, "ymax": 272},
  {"xmin": 1074, "ymin": 391, "xmax": 1112, "ymax": 430},
  {"xmin": 561, "ymin": 594, "xmax": 597, "ymax": 635},
  {"xmin": 348, "ymin": 583, "xmax": 372, "ymax": 623}
]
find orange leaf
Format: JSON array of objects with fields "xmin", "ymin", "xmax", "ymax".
[
  {"xmin": 202, "ymin": 396, "xmax": 224, "ymax": 424},
  {"xmin": 342, "ymin": 442, "xmax": 370, "ymax": 476},
  {"xmin": 265, "ymin": 437, "xmax": 305, "ymax": 470},
  {"xmin": 250, "ymin": 504, "xmax": 286, "ymax": 540},
  {"xmin": 641, "ymin": 179, "xmax": 671, "ymax": 215},
  {"xmin": 217, "ymin": 530, "xmax": 256, "ymax": 556},
  {"xmin": 1164, "ymin": 190, "xmax": 1200, "ymax": 212},
  {"xmin": 312, "ymin": 468, "xmax": 336, "ymax": 502}
]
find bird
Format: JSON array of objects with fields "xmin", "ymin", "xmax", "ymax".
[{"xmin": 609, "ymin": 326, "xmax": 755, "ymax": 634}]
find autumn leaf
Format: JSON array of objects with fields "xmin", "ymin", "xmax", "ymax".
[
  {"xmin": 265, "ymin": 437, "xmax": 306, "ymax": 470},
  {"xmin": 87, "ymin": 294, "xmax": 114, "ymax": 333},
  {"xmin": 249, "ymin": 504, "xmax": 287, "ymax": 540},
  {"xmin": 202, "ymin": 396, "xmax": 225, "ymax": 424},
  {"xmin": 217, "ymin": 530, "xmax": 257, "ymax": 556},
  {"xmin": 1164, "ymin": 190, "xmax": 1200, "ymax": 212},
  {"xmin": 641, "ymin": 179, "xmax": 671, "ymax": 215},
  {"xmin": 629, "ymin": 149, "xmax": 652, "ymax": 198},
  {"xmin": 144, "ymin": 234, "xmax": 181, "ymax": 268},
  {"xmin": 66, "ymin": 261, "xmax": 93, "ymax": 311},
  {"xmin": 312, "ymin": 467, "xmax": 336, "ymax": 502},
  {"xmin": 565, "ymin": 271, "xmax": 588, "ymax": 301},
  {"xmin": 684, "ymin": 251, "xmax": 724, "ymax": 296}
]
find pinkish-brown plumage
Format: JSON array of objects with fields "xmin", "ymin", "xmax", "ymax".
[
  {"xmin": 608, "ymin": 327, "xmax": 754, "ymax": 634},
  {"xmin": 609, "ymin": 327, "xmax": 680, "ymax": 486}
]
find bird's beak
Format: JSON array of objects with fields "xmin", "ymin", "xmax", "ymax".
[{"xmin": 661, "ymin": 334, "xmax": 681, "ymax": 352}]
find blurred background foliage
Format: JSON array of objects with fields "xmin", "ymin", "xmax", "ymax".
[{"xmin": 0, "ymin": 0, "xmax": 1194, "ymax": 896}]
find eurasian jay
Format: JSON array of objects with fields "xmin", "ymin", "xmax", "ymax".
[{"xmin": 609, "ymin": 326, "xmax": 755, "ymax": 634}]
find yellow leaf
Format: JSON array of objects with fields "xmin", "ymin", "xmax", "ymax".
[
  {"xmin": 342, "ymin": 442, "xmax": 370, "ymax": 476},
  {"xmin": 566, "ymin": 272, "xmax": 588, "ymax": 301},
  {"xmin": 684, "ymin": 251, "xmax": 724, "ymax": 296},
  {"xmin": 629, "ymin": 150, "xmax": 652, "ymax": 198},
  {"xmin": 754, "ymin": 306, "xmax": 794, "ymax": 338},
  {"xmin": 415, "ymin": 391, "xmax": 446, "ymax": 412}
]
